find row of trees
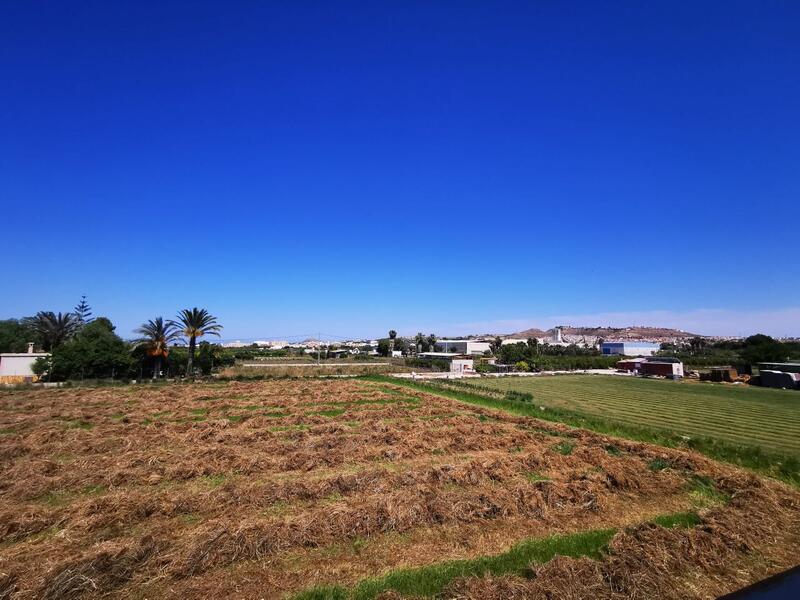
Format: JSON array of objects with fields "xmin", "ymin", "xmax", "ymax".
[
  {"xmin": 376, "ymin": 331, "xmax": 438, "ymax": 356},
  {"xmin": 0, "ymin": 297, "xmax": 228, "ymax": 381},
  {"xmin": 496, "ymin": 338, "xmax": 618, "ymax": 371},
  {"xmin": 0, "ymin": 295, "xmax": 95, "ymax": 353},
  {"xmin": 134, "ymin": 308, "xmax": 222, "ymax": 377}
]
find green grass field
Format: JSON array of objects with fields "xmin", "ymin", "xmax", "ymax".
[{"xmin": 462, "ymin": 376, "xmax": 800, "ymax": 456}]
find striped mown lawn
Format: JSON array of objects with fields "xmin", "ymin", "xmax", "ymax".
[{"xmin": 463, "ymin": 376, "xmax": 800, "ymax": 456}]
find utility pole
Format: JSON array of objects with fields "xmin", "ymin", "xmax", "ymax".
[{"xmin": 317, "ymin": 332, "xmax": 321, "ymax": 365}]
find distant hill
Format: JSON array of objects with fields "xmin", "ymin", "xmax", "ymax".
[{"xmin": 509, "ymin": 326, "xmax": 699, "ymax": 340}]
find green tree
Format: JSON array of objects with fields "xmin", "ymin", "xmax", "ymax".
[
  {"xmin": 171, "ymin": 308, "xmax": 223, "ymax": 377},
  {"xmin": 134, "ymin": 317, "xmax": 181, "ymax": 379},
  {"xmin": 499, "ymin": 342, "xmax": 528, "ymax": 365},
  {"xmin": 195, "ymin": 342, "xmax": 236, "ymax": 375},
  {"xmin": 0, "ymin": 319, "xmax": 33, "ymax": 353},
  {"xmin": 378, "ymin": 336, "xmax": 408, "ymax": 357},
  {"xmin": 22, "ymin": 311, "xmax": 79, "ymax": 351},
  {"xmin": 46, "ymin": 318, "xmax": 134, "ymax": 381},
  {"xmin": 74, "ymin": 295, "xmax": 93, "ymax": 326},
  {"xmin": 515, "ymin": 360, "xmax": 531, "ymax": 372},
  {"xmin": 689, "ymin": 336, "xmax": 707, "ymax": 355},
  {"xmin": 741, "ymin": 334, "xmax": 789, "ymax": 365},
  {"xmin": 426, "ymin": 334, "xmax": 437, "ymax": 352}
]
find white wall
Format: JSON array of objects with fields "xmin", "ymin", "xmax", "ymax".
[
  {"xmin": 466, "ymin": 341, "xmax": 491, "ymax": 354},
  {"xmin": 0, "ymin": 355, "xmax": 45, "ymax": 377},
  {"xmin": 436, "ymin": 341, "xmax": 491, "ymax": 354},
  {"xmin": 625, "ymin": 345, "xmax": 658, "ymax": 356}
]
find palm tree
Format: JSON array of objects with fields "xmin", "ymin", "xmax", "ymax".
[
  {"xmin": 134, "ymin": 317, "xmax": 180, "ymax": 379},
  {"xmin": 426, "ymin": 333, "xmax": 437, "ymax": 352},
  {"xmin": 171, "ymin": 308, "xmax": 223, "ymax": 377},
  {"xmin": 23, "ymin": 311, "xmax": 79, "ymax": 351},
  {"xmin": 414, "ymin": 332, "xmax": 426, "ymax": 354},
  {"xmin": 388, "ymin": 329, "xmax": 397, "ymax": 355}
]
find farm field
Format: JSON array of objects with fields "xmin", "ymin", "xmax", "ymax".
[
  {"xmin": 1, "ymin": 379, "xmax": 799, "ymax": 599},
  {"xmin": 461, "ymin": 375, "xmax": 800, "ymax": 456}
]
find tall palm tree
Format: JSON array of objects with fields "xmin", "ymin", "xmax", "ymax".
[
  {"xmin": 23, "ymin": 311, "xmax": 79, "ymax": 351},
  {"xmin": 388, "ymin": 330, "xmax": 397, "ymax": 355},
  {"xmin": 134, "ymin": 317, "xmax": 180, "ymax": 379},
  {"xmin": 171, "ymin": 308, "xmax": 223, "ymax": 377}
]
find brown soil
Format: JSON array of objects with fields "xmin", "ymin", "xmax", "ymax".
[{"xmin": 0, "ymin": 379, "xmax": 797, "ymax": 599}]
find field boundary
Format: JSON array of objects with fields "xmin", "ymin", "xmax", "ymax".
[{"xmin": 367, "ymin": 376, "xmax": 800, "ymax": 487}]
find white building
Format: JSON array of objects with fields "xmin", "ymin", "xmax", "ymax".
[
  {"xmin": 434, "ymin": 340, "xmax": 491, "ymax": 355},
  {"xmin": 601, "ymin": 341, "xmax": 660, "ymax": 356},
  {"xmin": 501, "ymin": 338, "xmax": 530, "ymax": 346},
  {"xmin": 0, "ymin": 344, "xmax": 49, "ymax": 383},
  {"xmin": 450, "ymin": 359, "xmax": 475, "ymax": 375}
]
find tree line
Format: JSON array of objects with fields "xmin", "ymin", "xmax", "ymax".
[
  {"xmin": 657, "ymin": 334, "xmax": 800, "ymax": 370},
  {"xmin": 0, "ymin": 297, "xmax": 230, "ymax": 381},
  {"xmin": 495, "ymin": 338, "xmax": 620, "ymax": 371}
]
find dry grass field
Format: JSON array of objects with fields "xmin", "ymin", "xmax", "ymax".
[
  {"xmin": 220, "ymin": 363, "xmax": 410, "ymax": 378},
  {"xmin": 0, "ymin": 379, "xmax": 798, "ymax": 599}
]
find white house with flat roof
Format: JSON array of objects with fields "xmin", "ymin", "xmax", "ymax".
[
  {"xmin": 434, "ymin": 340, "xmax": 491, "ymax": 355},
  {"xmin": 0, "ymin": 344, "xmax": 49, "ymax": 383}
]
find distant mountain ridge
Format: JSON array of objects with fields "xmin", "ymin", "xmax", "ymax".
[{"xmin": 508, "ymin": 326, "xmax": 699, "ymax": 340}]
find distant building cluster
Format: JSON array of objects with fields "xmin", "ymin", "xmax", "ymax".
[{"xmin": 220, "ymin": 339, "xmax": 381, "ymax": 355}]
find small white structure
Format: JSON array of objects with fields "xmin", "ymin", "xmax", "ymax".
[
  {"xmin": 0, "ymin": 343, "xmax": 49, "ymax": 383},
  {"xmin": 450, "ymin": 359, "xmax": 475, "ymax": 375},
  {"xmin": 434, "ymin": 340, "xmax": 491, "ymax": 355}
]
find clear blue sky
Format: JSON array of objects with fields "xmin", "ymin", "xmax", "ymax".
[{"xmin": 2, "ymin": 1, "xmax": 799, "ymax": 339}]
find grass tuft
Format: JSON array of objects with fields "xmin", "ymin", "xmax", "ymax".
[
  {"xmin": 648, "ymin": 458, "xmax": 671, "ymax": 472},
  {"xmin": 310, "ymin": 409, "xmax": 347, "ymax": 418},
  {"xmin": 553, "ymin": 441, "xmax": 574, "ymax": 456},
  {"xmin": 652, "ymin": 511, "xmax": 701, "ymax": 529},
  {"xmin": 687, "ymin": 475, "xmax": 730, "ymax": 507}
]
